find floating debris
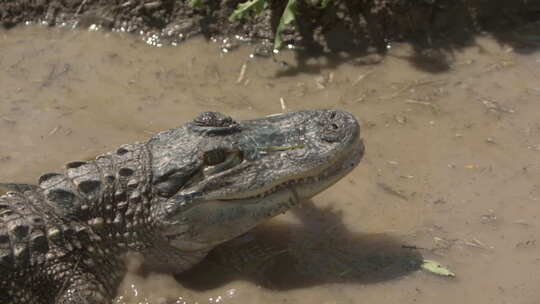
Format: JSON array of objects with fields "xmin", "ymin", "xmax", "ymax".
[
  {"xmin": 421, "ymin": 259, "xmax": 455, "ymax": 277},
  {"xmin": 514, "ymin": 219, "xmax": 529, "ymax": 226},
  {"xmin": 236, "ymin": 63, "xmax": 247, "ymax": 84},
  {"xmin": 405, "ymin": 99, "xmax": 440, "ymax": 113},
  {"xmin": 49, "ymin": 125, "xmax": 61, "ymax": 135},
  {"xmin": 352, "ymin": 71, "xmax": 374, "ymax": 85},
  {"xmin": 280, "ymin": 97, "xmax": 287, "ymax": 112},
  {"xmin": 515, "ymin": 240, "xmax": 536, "ymax": 249},
  {"xmin": 480, "ymin": 212, "xmax": 497, "ymax": 224},
  {"xmin": 481, "ymin": 98, "xmax": 515, "ymax": 114},
  {"xmin": 377, "ymin": 182, "xmax": 408, "ymax": 201},
  {"xmin": 394, "ymin": 115, "xmax": 407, "ymax": 124},
  {"xmin": 463, "ymin": 238, "xmax": 492, "ymax": 250}
]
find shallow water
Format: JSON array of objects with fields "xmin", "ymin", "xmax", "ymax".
[{"xmin": 1, "ymin": 26, "xmax": 540, "ymax": 304}]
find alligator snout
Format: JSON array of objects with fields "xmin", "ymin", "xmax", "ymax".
[{"xmin": 320, "ymin": 110, "xmax": 360, "ymax": 143}]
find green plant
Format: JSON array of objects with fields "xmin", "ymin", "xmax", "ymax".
[
  {"xmin": 228, "ymin": 0, "xmax": 268, "ymax": 21},
  {"xmin": 188, "ymin": 0, "xmax": 204, "ymax": 9},
  {"xmin": 230, "ymin": 0, "xmax": 299, "ymax": 50},
  {"xmin": 191, "ymin": 0, "xmax": 332, "ymax": 50},
  {"xmin": 273, "ymin": 0, "xmax": 297, "ymax": 50}
]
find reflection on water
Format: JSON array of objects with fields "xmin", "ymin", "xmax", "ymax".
[{"xmin": 1, "ymin": 26, "xmax": 540, "ymax": 304}]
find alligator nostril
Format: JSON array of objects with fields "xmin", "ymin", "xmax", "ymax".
[{"xmin": 331, "ymin": 123, "xmax": 339, "ymax": 130}]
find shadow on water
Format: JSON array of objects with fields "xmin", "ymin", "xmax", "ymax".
[
  {"xmin": 272, "ymin": 0, "xmax": 540, "ymax": 77},
  {"xmin": 176, "ymin": 200, "xmax": 422, "ymax": 291},
  {"xmin": 274, "ymin": 25, "xmax": 540, "ymax": 78}
]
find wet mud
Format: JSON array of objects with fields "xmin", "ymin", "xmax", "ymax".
[{"xmin": 1, "ymin": 23, "xmax": 540, "ymax": 304}]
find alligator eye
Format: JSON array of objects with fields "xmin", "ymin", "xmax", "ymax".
[
  {"xmin": 202, "ymin": 149, "xmax": 243, "ymax": 176},
  {"xmin": 203, "ymin": 149, "xmax": 227, "ymax": 166},
  {"xmin": 194, "ymin": 112, "xmax": 235, "ymax": 128},
  {"xmin": 191, "ymin": 112, "xmax": 240, "ymax": 135}
]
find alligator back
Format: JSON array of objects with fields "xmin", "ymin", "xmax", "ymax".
[
  {"xmin": 0, "ymin": 142, "xmax": 151, "ymax": 303},
  {"xmin": 0, "ymin": 188, "xmax": 51, "ymax": 269},
  {"xmin": 0, "ymin": 187, "xmax": 57, "ymax": 303}
]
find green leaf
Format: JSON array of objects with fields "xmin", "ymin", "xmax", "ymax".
[
  {"xmin": 308, "ymin": 0, "xmax": 331, "ymax": 9},
  {"xmin": 229, "ymin": 0, "xmax": 268, "ymax": 22},
  {"xmin": 421, "ymin": 259, "xmax": 455, "ymax": 277},
  {"xmin": 274, "ymin": 0, "xmax": 297, "ymax": 50},
  {"xmin": 318, "ymin": 0, "xmax": 332, "ymax": 9},
  {"xmin": 188, "ymin": 0, "xmax": 204, "ymax": 9}
]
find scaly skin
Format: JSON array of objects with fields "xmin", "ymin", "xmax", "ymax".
[{"xmin": 0, "ymin": 110, "xmax": 364, "ymax": 304}]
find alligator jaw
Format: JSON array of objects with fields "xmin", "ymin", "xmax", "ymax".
[
  {"xmin": 163, "ymin": 135, "xmax": 364, "ymax": 251},
  {"xmin": 216, "ymin": 135, "xmax": 364, "ymax": 204}
]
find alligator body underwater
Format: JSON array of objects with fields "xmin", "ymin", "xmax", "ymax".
[{"xmin": 0, "ymin": 110, "xmax": 364, "ymax": 304}]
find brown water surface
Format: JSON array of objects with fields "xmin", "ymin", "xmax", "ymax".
[{"xmin": 1, "ymin": 26, "xmax": 540, "ymax": 304}]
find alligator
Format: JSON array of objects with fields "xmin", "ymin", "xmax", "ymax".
[{"xmin": 0, "ymin": 110, "xmax": 364, "ymax": 304}]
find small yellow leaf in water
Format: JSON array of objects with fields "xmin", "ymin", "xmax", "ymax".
[
  {"xmin": 464, "ymin": 164, "xmax": 478, "ymax": 169},
  {"xmin": 421, "ymin": 259, "xmax": 455, "ymax": 277}
]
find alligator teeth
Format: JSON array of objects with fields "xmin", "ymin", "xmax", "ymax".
[{"xmin": 249, "ymin": 169, "xmax": 335, "ymax": 200}]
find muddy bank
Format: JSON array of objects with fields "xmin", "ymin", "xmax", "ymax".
[{"xmin": 2, "ymin": 0, "xmax": 540, "ymax": 54}]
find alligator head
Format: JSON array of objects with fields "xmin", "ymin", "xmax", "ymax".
[{"xmin": 149, "ymin": 110, "xmax": 364, "ymax": 254}]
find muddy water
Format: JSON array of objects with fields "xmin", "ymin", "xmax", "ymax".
[{"xmin": 1, "ymin": 26, "xmax": 540, "ymax": 304}]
